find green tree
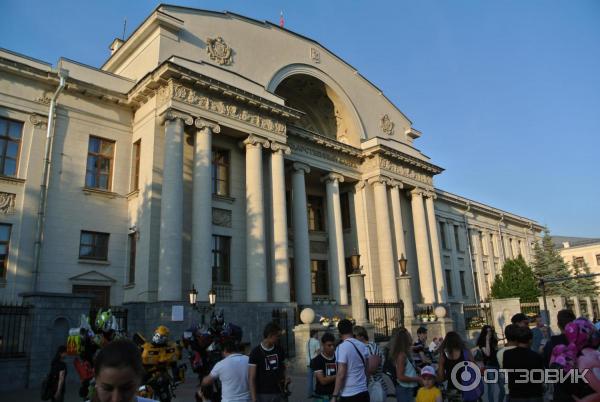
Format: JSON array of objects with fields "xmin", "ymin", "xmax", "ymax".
[
  {"xmin": 490, "ymin": 256, "xmax": 541, "ymax": 301},
  {"xmin": 531, "ymin": 229, "xmax": 573, "ymax": 296},
  {"xmin": 573, "ymin": 259, "xmax": 600, "ymax": 297}
]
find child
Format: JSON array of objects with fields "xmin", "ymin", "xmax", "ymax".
[{"xmin": 416, "ymin": 366, "xmax": 442, "ymax": 402}]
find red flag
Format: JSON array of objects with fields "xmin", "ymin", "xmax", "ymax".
[{"xmin": 279, "ymin": 11, "xmax": 284, "ymax": 28}]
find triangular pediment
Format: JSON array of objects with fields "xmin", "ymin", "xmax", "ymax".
[{"xmin": 69, "ymin": 270, "xmax": 116, "ymax": 284}]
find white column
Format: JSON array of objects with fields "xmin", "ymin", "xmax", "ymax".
[
  {"xmin": 410, "ymin": 189, "xmax": 435, "ymax": 304},
  {"xmin": 244, "ymin": 135, "xmax": 269, "ymax": 302},
  {"xmin": 425, "ymin": 193, "xmax": 447, "ymax": 303},
  {"xmin": 191, "ymin": 119, "xmax": 220, "ymax": 301},
  {"xmin": 158, "ymin": 110, "xmax": 192, "ymax": 301},
  {"xmin": 291, "ymin": 163, "xmax": 312, "ymax": 305},
  {"xmin": 322, "ymin": 173, "xmax": 348, "ymax": 305},
  {"xmin": 270, "ymin": 143, "xmax": 291, "ymax": 302},
  {"xmin": 370, "ymin": 177, "xmax": 399, "ymax": 302},
  {"xmin": 389, "ymin": 182, "xmax": 407, "ymax": 265}
]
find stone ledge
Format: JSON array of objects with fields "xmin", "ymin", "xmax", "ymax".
[
  {"xmin": 213, "ymin": 194, "xmax": 235, "ymax": 203},
  {"xmin": 19, "ymin": 291, "xmax": 94, "ymax": 299},
  {"xmin": 0, "ymin": 175, "xmax": 25, "ymax": 186},
  {"xmin": 82, "ymin": 187, "xmax": 121, "ymax": 199},
  {"xmin": 77, "ymin": 259, "xmax": 111, "ymax": 266}
]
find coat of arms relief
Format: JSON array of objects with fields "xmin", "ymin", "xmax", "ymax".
[{"xmin": 206, "ymin": 37, "xmax": 233, "ymax": 66}]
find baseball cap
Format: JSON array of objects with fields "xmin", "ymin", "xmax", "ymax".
[{"xmin": 421, "ymin": 365, "xmax": 435, "ymax": 377}]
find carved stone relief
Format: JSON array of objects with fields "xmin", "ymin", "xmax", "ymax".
[
  {"xmin": 206, "ymin": 37, "xmax": 233, "ymax": 66},
  {"xmin": 363, "ymin": 155, "xmax": 433, "ymax": 186},
  {"xmin": 380, "ymin": 114, "xmax": 394, "ymax": 135},
  {"xmin": 212, "ymin": 208, "xmax": 232, "ymax": 228},
  {"xmin": 156, "ymin": 82, "xmax": 286, "ymax": 135},
  {"xmin": 0, "ymin": 192, "xmax": 16, "ymax": 214},
  {"xmin": 310, "ymin": 47, "xmax": 321, "ymax": 63},
  {"xmin": 288, "ymin": 142, "xmax": 358, "ymax": 168}
]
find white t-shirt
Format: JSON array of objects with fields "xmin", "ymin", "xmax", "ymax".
[
  {"xmin": 210, "ymin": 353, "xmax": 251, "ymax": 402},
  {"xmin": 307, "ymin": 337, "xmax": 320, "ymax": 366},
  {"xmin": 335, "ymin": 338, "xmax": 369, "ymax": 397}
]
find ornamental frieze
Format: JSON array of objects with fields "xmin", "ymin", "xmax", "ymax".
[
  {"xmin": 0, "ymin": 192, "xmax": 16, "ymax": 214},
  {"xmin": 288, "ymin": 142, "xmax": 358, "ymax": 168},
  {"xmin": 364, "ymin": 156, "xmax": 433, "ymax": 185},
  {"xmin": 156, "ymin": 82, "xmax": 286, "ymax": 135}
]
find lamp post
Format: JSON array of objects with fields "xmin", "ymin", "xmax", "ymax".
[
  {"xmin": 398, "ymin": 254, "xmax": 408, "ymax": 276},
  {"xmin": 350, "ymin": 251, "xmax": 361, "ymax": 274},
  {"xmin": 189, "ymin": 284, "xmax": 217, "ymax": 326}
]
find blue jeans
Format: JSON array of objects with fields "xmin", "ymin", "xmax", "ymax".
[
  {"xmin": 307, "ymin": 367, "xmax": 314, "ymax": 397},
  {"xmin": 485, "ymin": 366, "xmax": 506, "ymax": 402},
  {"xmin": 395, "ymin": 384, "xmax": 415, "ymax": 402}
]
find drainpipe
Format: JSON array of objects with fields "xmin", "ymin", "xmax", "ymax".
[
  {"xmin": 32, "ymin": 69, "xmax": 67, "ymax": 291},
  {"xmin": 497, "ymin": 214, "xmax": 506, "ymax": 264},
  {"xmin": 463, "ymin": 202, "xmax": 480, "ymax": 304}
]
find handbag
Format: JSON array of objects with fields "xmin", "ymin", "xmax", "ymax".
[{"xmin": 461, "ymin": 349, "xmax": 484, "ymax": 401}]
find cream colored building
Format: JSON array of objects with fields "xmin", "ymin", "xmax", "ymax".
[
  {"xmin": 0, "ymin": 5, "xmax": 542, "ymax": 312},
  {"xmin": 557, "ymin": 237, "xmax": 600, "ymax": 286}
]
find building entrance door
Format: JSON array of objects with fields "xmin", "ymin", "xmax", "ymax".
[{"xmin": 72, "ymin": 285, "xmax": 110, "ymax": 310}]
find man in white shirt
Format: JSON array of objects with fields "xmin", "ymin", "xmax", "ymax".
[
  {"xmin": 201, "ymin": 340, "xmax": 251, "ymax": 402},
  {"xmin": 331, "ymin": 319, "xmax": 370, "ymax": 402}
]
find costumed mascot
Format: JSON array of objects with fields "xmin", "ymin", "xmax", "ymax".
[
  {"xmin": 136, "ymin": 325, "xmax": 185, "ymax": 402},
  {"xmin": 182, "ymin": 309, "xmax": 243, "ymax": 402}
]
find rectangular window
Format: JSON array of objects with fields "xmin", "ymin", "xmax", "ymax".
[
  {"xmin": 86, "ymin": 136, "xmax": 115, "ymax": 190},
  {"xmin": 212, "ymin": 149, "xmax": 230, "ymax": 196},
  {"xmin": 127, "ymin": 233, "xmax": 136, "ymax": 284},
  {"xmin": 131, "ymin": 140, "xmax": 141, "ymax": 191},
  {"xmin": 439, "ymin": 222, "xmax": 448, "ymax": 249},
  {"xmin": 340, "ymin": 192, "xmax": 351, "ymax": 230},
  {"xmin": 0, "ymin": 117, "xmax": 23, "ymax": 177},
  {"xmin": 596, "ymin": 254, "xmax": 600, "ymax": 266},
  {"xmin": 79, "ymin": 231, "xmax": 109, "ymax": 261},
  {"xmin": 0, "ymin": 223, "xmax": 12, "ymax": 279},
  {"xmin": 445, "ymin": 269, "xmax": 453, "ymax": 296},
  {"xmin": 454, "ymin": 225, "xmax": 462, "ymax": 251},
  {"xmin": 489, "ymin": 235, "xmax": 495, "ymax": 257},
  {"xmin": 473, "ymin": 271, "xmax": 481, "ymax": 301},
  {"xmin": 573, "ymin": 257, "xmax": 585, "ymax": 269},
  {"xmin": 311, "ymin": 260, "xmax": 329, "ymax": 296},
  {"xmin": 307, "ymin": 195, "xmax": 324, "ymax": 231},
  {"xmin": 459, "ymin": 271, "xmax": 467, "ymax": 297},
  {"xmin": 212, "ymin": 235, "xmax": 231, "ymax": 283}
]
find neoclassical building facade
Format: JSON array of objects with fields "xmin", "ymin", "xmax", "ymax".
[{"xmin": 0, "ymin": 5, "xmax": 542, "ymax": 312}]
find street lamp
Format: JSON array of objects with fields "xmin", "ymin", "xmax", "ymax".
[
  {"xmin": 189, "ymin": 284, "xmax": 217, "ymax": 325},
  {"xmin": 350, "ymin": 251, "xmax": 362, "ymax": 274},
  {"xmin": 398, "ymin": 254, "xmax": 408, "ymax": 276}
]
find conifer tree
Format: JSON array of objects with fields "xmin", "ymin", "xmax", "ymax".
[
  {"xmin": 574, "ymin": 260, "xmax": 600, "ymax": 297},
  {"xmin": 491, "ymin": 256, "xmax": 540, "ymax": 301},
  {"xmin": 531, "ymin": 229, "xmax": 573, "ymax": 296}
]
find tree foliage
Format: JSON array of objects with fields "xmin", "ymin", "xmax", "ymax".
[
  {"xmin": 490, "ymin": 256, "xmax": 540, "ymax": 302},
  {"xmin": 531, "ymin": 229, "xmax": 573, "ymax": 296},
  {"xmin": 572, "ymin": 259, "xmax": 600, "ymax": 297}
]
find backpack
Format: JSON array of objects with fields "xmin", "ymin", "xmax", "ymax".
[
  {"xmin": 40, "ymin": 372, "xmax": 57, "ymax": 401},
  {"xmin": 382, "ymin": 351, "xmax": 398, "ymax": 385}
]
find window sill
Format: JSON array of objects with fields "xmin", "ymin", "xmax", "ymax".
[
  {"xmin": 0, "ymin": 175, "xmax": 25, "ymax": 186},
  {"xmin": 213, "ymin": 194, "xmax": 235, "ymax": 203},
  {"xmin": 123, "ymin": 283, "xmax": 135, "ymax": 289},
  {"xmin": 126, "ymin": 190, "xmax": 139, "ymax": 200},
  {"xmin": 78, "ymin": 259, "xmax": 111, "ymax": 266},
  {"xmin": 82, "ymin": 187, "xmax": 120, "ymax": 199}
]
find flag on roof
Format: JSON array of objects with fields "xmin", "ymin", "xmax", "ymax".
[{"xmin": 280, "ymin": 11, "xmax": 284, "ymax": 28}]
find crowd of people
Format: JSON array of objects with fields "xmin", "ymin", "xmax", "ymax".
[{"xmin": 42, "ymin": 309, "xmax": 600, "ymax": 402}]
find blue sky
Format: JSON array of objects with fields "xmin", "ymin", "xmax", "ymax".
[{"xmin": 2, "ymin": 0, "xmax": 599, "ymax": 237}]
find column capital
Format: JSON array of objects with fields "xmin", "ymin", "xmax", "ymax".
[
  {"xmin": 409, "ymin": 188, "xmax": 427, "ymax": 199},
  {"xmin": 240, "ymin": 134, "xmax": 270, "ymax": 149},
  {"xmin": 367, "ymin": 175, "xmax": 392, "ymax": 186},
  {"xmin": 355, "ymin": 180, "xmax": 366, "ymax": 191},
  {"xmin": 29, "ymin": 113, "xmax": 48, "ymax": 128},
  {"xmin": 270, "ymin": 142, "xmax": 291, "ymax": 155},
  {"xmin": 159, "ymin": 108, "xmax": 194, "ymax": 126},
  {"xmin": 390, "ymin": 180, "xmax": 404, "ymax": 189},
  {"xmin": 425, "ymin": 191, "xmax": 437, "ymax": 200},
  {"xmin": 320, "ymin": 172, "xmax": 345, "ymax": 184},
  {"xmin": 292, "ymin": 162, "xmax": 310, "ymax": 174},
  {"xmin": 194, "ymin": 118, "xmax": 221, "ymax": 133}
]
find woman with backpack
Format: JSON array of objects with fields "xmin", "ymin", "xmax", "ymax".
[
  {"xmin": 437, "ymin": 331, "xmax": 482, "ymax": 402},
  {"xmin": 389, "ymin": 328, "xmax": 422, "ymax": 402},
  {"xmin": 49, "ymin": 345, "xmax": 67, "ymax": 402}
]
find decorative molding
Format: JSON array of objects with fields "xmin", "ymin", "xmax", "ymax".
[
  {"xmin": 321, "ymin": 172, "xmax": 345, "ymax": 184},
  {"xmin": 160, "ymin": 109, "xmax": 194, "ymax": 126},
  {"xmin": 159, "ymin": 82, "xmax": 287, "ymax": 135},
  {"xmin": 289, "ymin": 142, "xmax": 358, "ymax": 168},
  {"xmin": 194, "ymin": 118, "xmax": 221, "ymax": 134},
  {"xmin": 29, "ymin": 113, "xmax": 48, "ymax": 128},
  {"xmin": 310, "ymin": 47, "xmax": 321, "ymax": 63},
  {"xmin": 206, "ymin": 37, "xmax": 233, "ymax": 66},
  {"xmin": 378, "ymin": 157, "xmax": 434, "ymax": 186},
  {"xmin": 0, "ymin": 192, "xmax": 16, "ymax": 214},
  {"xmin": 212, "ymin": 208, "xmax": 232, "ymax": 228},
  {"xmin": 367, "ymin": 175, "xmax": 392, "ymax": 186},
  {"xmin": 35, "ymin": 95, "xmax": 51, "ymax": 105},
  {"xmin": 380, "ymin": 114, "xmax": 394, "ymax": 135},
  {"xmin": 292, "ymin": 162, "xmax": 310, "ymax": 174},
  {"xmin": 0, "ymin": 176, "xmax": 25, "ymax": 186},
  {"xmin": 270, "ymin": 142, "xmax": 291, "ymax": 155},
  {"xmin": 242, "ymin": 134, "xmax": 270, "ymax": 149}
]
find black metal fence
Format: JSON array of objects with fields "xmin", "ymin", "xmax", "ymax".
[
  {"xmin": 366, "ymin": 300, "xmax": 404, "ymax": 342},
  {"xmin": 464, "ymin": 303, "xmax": 492, "ymax": 330},
  {"xmin": 520, "ymin": 301, "xmax": 541, "ymax": 319},
  {"xmin": 0, "ymin": 302, "xmax": 32, "ymax": 358},
  {"xmin": 271, "ymin": 309, "xmax": 291, "ymax": 357}
]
